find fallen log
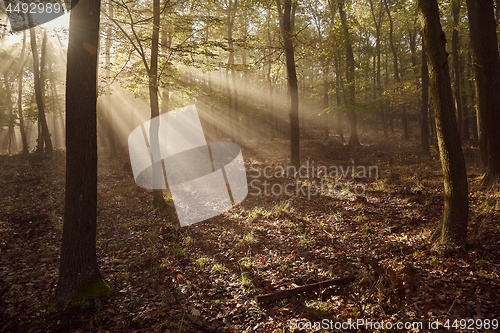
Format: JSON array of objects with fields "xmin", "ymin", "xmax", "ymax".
[{"xmin": 255, "ymin": 275, "xmax": 356, "ymax": 303}]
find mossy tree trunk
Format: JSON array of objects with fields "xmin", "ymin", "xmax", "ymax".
[{"xmin": 418, "ymin": 0, "xmax": 468, "ymax": 247}]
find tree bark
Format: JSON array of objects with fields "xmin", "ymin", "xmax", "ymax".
[
  {"xmin": 277, "ymin": 0, "xmax": 300, "ymax": 168},
  {"xmin": 337, "ymin": 1, "xmax": 359, "ymax": 146},
  {"xmin": 17, "ymin": 31, "xmax": 29, "ymax": 155},
  {"xmin": 323, "ymin": 69, "xmax": 329, "ymax": 138},
  {"xmin": 149, "ymin": 0, "xmax": 167, "ymax": 209},
  {"xmin": 3, "ymin": 73, "xmax": 15, "ymax": 154},
  {"xmin": 419, "ymin": 0, "xmax": 468, "ymax": 247},
  {"xmin": 460, "ymin": 51, "xmax": 470, "ymax": 141},
  {"xmin": 105, "ymin": 0, "xmax": 117, "ymax": 159},
  {"xmin": 466, "ymin": 0, "xmax": 500, "ymax": 185},
  {"xmin": 28, "ymin": 16, "xmax": 52, "ymax": 155},
  {"xmin": 56, "ymin": 0, "xmax": 106, "ymax": 300},
  {"xmin": 227, "ymin": 0, "xmax": 239, "ymax": 143},
  {"xmin": 334, "ymin": 56, "xmax": 344, "ymax": 142},
  {"xmin": 384, "ymin": 0, "xmax": 408, "ymax": 140},
  {"xmin": 368, "ymin": 0, "xmax": 387, "ymax": 140},
  {"xmin": 421, "ymin": 38, "xmax": 430, "ymax": 160},
  {"xmin": 452, "ymin": 1, "xmax": 462, "ymax": 140}
]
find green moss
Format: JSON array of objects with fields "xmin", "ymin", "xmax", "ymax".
[{"xmin": 71, "ymin": 278, "xmax": 112, "ymax": 305}]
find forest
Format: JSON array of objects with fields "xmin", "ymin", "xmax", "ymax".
[{"xmin": 1, "ymin": 0, "xmax": 500, "ymax": 332}]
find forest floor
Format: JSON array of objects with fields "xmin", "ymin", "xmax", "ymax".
[{"xmin": 1, "ymin": 134, "xmax": 500, "ymax": 333}]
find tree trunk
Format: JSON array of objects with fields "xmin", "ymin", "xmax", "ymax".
[
  {"xmin": 3, "ymin": 74, "xmax": 15, "ymax": 154},
  {"xmin": 268, "ymin": 61, "xmax": 276, "ymax": 140},
  {"xmin": 496, "ymin": 0, "xmax": 500, "ymax": 22},
  {"xmin": 466, "ymin": 0, "xmax": 500, "ymax": 185},
  {"xmin": 105, "ymin": 0, "xmax": 117, "ymax": 159},
  {"xmin": 149, "ymin": 0, "xmax": 167, "ymax": 209},
  {"xmin": 460, "ymin": 50, "xmax": 470, "ymax": 141},
  {"xmin": 385, "ymin": 0, "xmax": 408, "ymax": 140},
  {"xmin": 368, "ymin": 0, "xmax": 387, "ymax": 140},
  {"xmin": 227, "ymin": 0, "xmax": 239, "ymax": 143},
  {"xmin": 28, "ymin": 16, "xmax": 52, "ymax": 155},
  {"xmin": 334, "ymin": 56, "xmax": 344, "ymax": 142},
  {"xmin": 37, "ymin": 118, "xmax": 44, "ymax": 152},
  {"xmin": 323, "ymin": 69, "xmax": 329, "ymax": 138},
  {"xmin": 419, "ymin": 0, "xmax": 468, "ymax": 247},
  {"xmin": 56, "ymin": 0, "xmax": 107, "ymax": 300},
  {"xmin": 337, "ymin": 1, "xmax": 359, "ymax": 146},
  {"xmin": 421, "ymin": 38, "xmax": 430, "ymax": 160},
  {"xmin": 17, "ymin": 32, "xmax": 29, "ymax": 155},
  {"xmin": 452, "ymin": 1, "xmax": 462, "ymax": 140},
  {"xmin": 277, "ymin": 0, "xmax": 300, "ymax": 168},
  {"xmin": 384, "ymin": 0, "xmax": 399, "ymax": 81},
  {"xmin": 161, "ymin": 18, "xmax": 173, "ymax": 115}
]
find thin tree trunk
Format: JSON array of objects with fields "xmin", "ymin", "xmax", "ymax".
[
  {"xmin": 369, "ymin": 0, "xmax": 387, "ymax": 140},
  {"xmin": 460, "ymin": 50, "xmax": 470, "ymax": 141},
  {"xmin": 323, "ymin": 69, "xmax": 329, "ymax": 138},
  {"xmin": 149, "ymin": 0, "xmax": 167, "ymax": 209},
  {"xmin": 277, "ymin": 0, "xmax": 300, "ymax": 168},
  {"xmin": 105, "ymin": 0, "xmax": 117, "ymax": 159},
  {"xmin": 452, "ymin": 1, "xmax": 462, "ymax": 140},
  {"xmin": 421, "ymin": 38, "xmax": 430, "ymax": 160},
  {"xmin": 384, "ymin": 53, "xmax": 394, "ymax": 134},
  {"xmin": 18, "ymin": 41, "xmax": 29, "ymax": 155},
  {"xmin": 339, "ymin": 2, "xmax": 359, "ymax": 146},
  {"xmin": 334, "ymin": 56, "xmax": 344, "ymax": 142},
  {"xmin": 46, "ymin": 33, "xmax": 64, "ymax": 149},
  {"xmin": 385, "ymin": 0, "xmax": 408, "ymax": 140},
  {"xmin": 266, "ymin": 9, "xmax": 276, "ymax": 140},
  {"xmin": 28, "ymin": 16, "xmax": 52, "ymax": 154},
  {"xmin": 3, "ymin": 74, "xmax": 15, "ymax": 154},
  {"xmin": 161, "ymin": 19, "xmax": 172, "ymax": 115},
  {"xmin": 468, "ymin": 51, "xmax": 478, "ymax": 141},
  {"xmin": 227, "ymin": 0, "xmax": 238, "ymax": 142},
  {"xmin": 268, "ymin": 60, "xmax": 276, "ymax": 140},
  {"xmin": 37, "ymin": 118, "xmax": 43, "ymax": 152}
]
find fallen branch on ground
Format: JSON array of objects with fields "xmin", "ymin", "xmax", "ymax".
[{"xmin": 254, "ymin": 275, "xmax": 357, "ymax": 303}]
